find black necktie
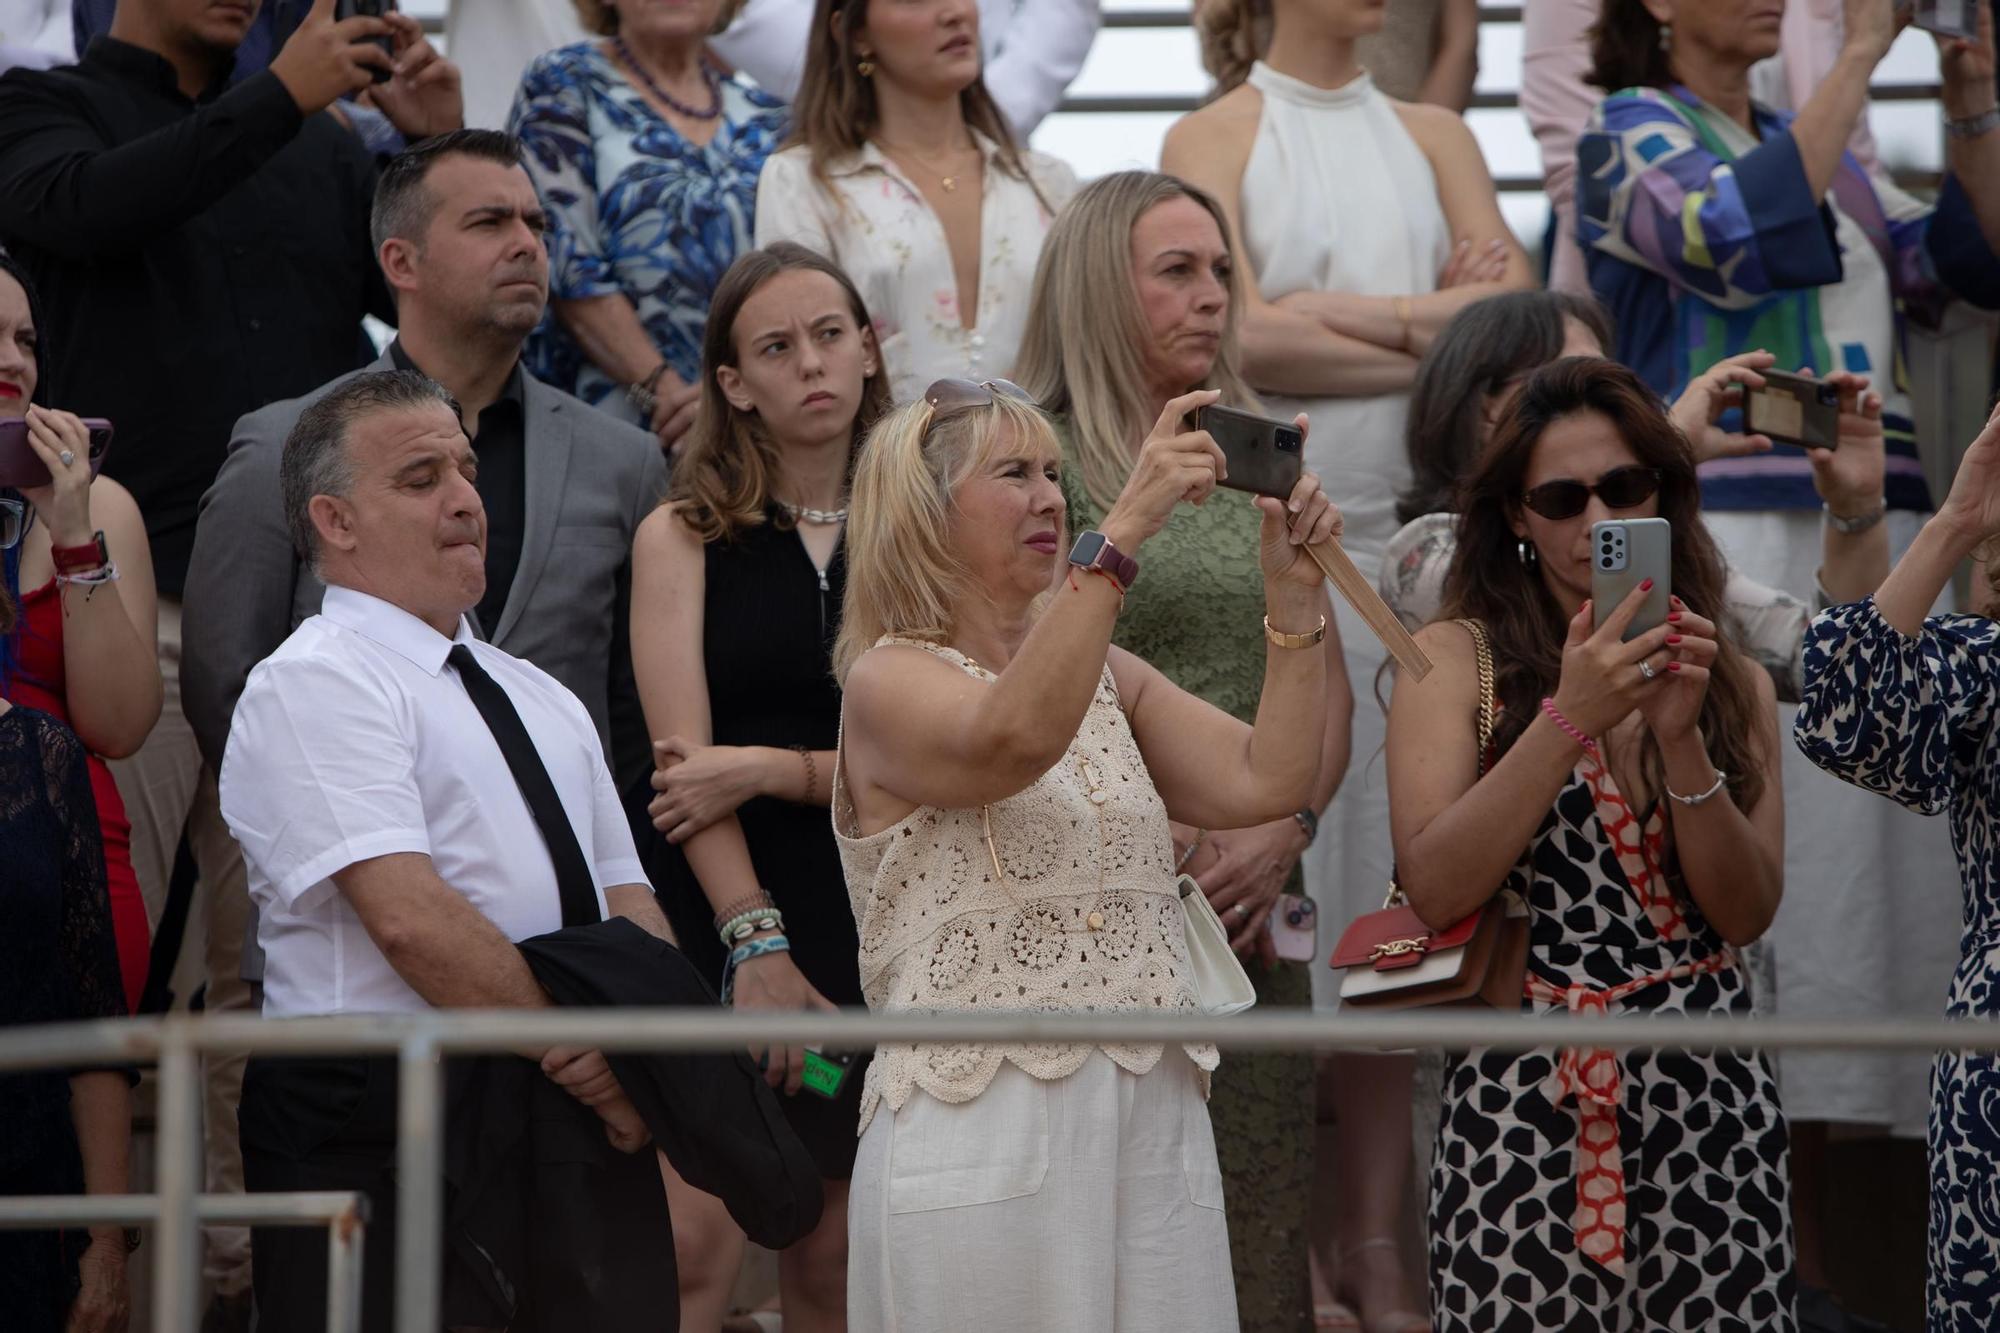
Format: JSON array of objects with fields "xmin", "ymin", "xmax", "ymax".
[{"xmin": 448, "ymin": 643, "xmax": 601, "ymax": 928}]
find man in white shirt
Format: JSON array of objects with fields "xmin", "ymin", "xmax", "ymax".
[
  {"xmin": 220, "ymin": 367, "xmax": 673, "ymax": 1330},
  {"xmin": 452, "ymin": 0, "xmax": 1101, "ymax": 139}
]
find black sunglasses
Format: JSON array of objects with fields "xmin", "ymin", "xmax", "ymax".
[
  {"xmin": 1521, "ymin": 465, "xmax": 1662, "ymax": 521},
  {"xmin": 921, "ymin": 378, "xmax": 1036, "ymax": 438}
]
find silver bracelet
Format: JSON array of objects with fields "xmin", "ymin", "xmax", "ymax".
[
  {"xmin": 1666, "ymin": 768, "xmax": 1729, "ymax": 807},
  {"xmin": 1946, "ymin": 106, "xmax": 2000, "ymax": 140},
  {"xmin": 1823, "ymin": 499, "xmax": 1886, "ymax": 535}
]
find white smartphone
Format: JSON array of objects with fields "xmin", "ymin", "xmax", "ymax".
[{"xmin": 1591, "ymin": 518, "xmax": 1671, "ymax": 642}]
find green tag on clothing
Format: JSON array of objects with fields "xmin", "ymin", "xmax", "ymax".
[{"xmin": 800, "ymin": 1049, "xmax": 849, "ymax": 1099}]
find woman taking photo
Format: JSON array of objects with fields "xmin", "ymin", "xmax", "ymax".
[
  {"xmin": 511, "ymin": 0, "xmax": 788, "ymax": 454},
  {"xmin": 0, "ymin": 582, "xmax": 134, "ymax": 1331},
  {"xmin": 1015, "ymin": 169, "xmax": 1351, "ymax": 1332},
  {"xmin": 1387, "ymin": 357, "xmax": 1792, "ymax": 1330},
  {"xmin": 1796, "ymin": 402, "xmax": 2000, "ymax": 1330},
  {"xmin": 630, "ymin": 243, "xmax": 889, "ymax": 1331},
  {"xmin": 753, "ymin": 0, "xmax": 1076, "ymax": 403},
  {"xmin": 0, "ymin": 252, "xmax": 158, "ymax": 1014},
  {"xmin": 833, "ymin": 378, "xmax": 1336, "ymax": 1328}
]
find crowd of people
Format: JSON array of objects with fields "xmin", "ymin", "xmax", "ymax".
[{"xmin": 2, "ymin": 0, "xmax": 2000, "ymax": 1330}]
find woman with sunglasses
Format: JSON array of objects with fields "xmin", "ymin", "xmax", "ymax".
[
  {"xmin": 832, "ymin": 374, "xmax": 1336, "ymax": 1328},
  {"xmin": 1386, "ymin": 357, "xmax": 1791, "ymax": 1330},
  {"xmin": 0, "ymin": 253, "xmax": 158, "ymax": 1016},
  {"xmin": 629, "ymin": 243, "xmax": 890, "ymax": 1331}
]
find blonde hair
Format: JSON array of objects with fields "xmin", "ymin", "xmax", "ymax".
[
  {"xmin": 788, "ymin": 0, "xmax": 1048, "ymax": 210},
  {"xmin": 1015, "ymin": 171, "xmax": 1258, "ymax": 510},
  {"xmin": 668, "ymin": 243, "xmax": 892, "ymax": 541},
  {"xmin": 833, "ymin": 393, "xmax": 1058, "ymax": 683},
  {"xmin": 1193, "ymin": 0, "xmax": 1272, "ymax": 94},
  {"xmin": 569, "ymin": 0, "xmax": 744, "ymax": 38}
]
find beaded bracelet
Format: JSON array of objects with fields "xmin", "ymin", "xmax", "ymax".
[
  {"xmin": 792, "ymin": 744, "xmax": 818, "ymax": 803},
  {"xmin": 721, "ymin": 932, "xmax": 790, "ymax": 1004},
  {"xmin": 1539, "ymin": 697, "xmax": 1599, "ymax": 754},
  {"xmin": 718, "ymin": 906, "xmax": 784, "ymax": 945},
  {"xmin": 711, "ymin": 892, "xmax": 774, "ymax": 930}
]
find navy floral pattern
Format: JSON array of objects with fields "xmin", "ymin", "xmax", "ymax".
[
  {"xmin": 509, "ymin": 42, "xmax": 788, "ymax": 421},
  {"xmin": 1794, "ymin": 599, "xmax": 2000, "ymax": 1332}
]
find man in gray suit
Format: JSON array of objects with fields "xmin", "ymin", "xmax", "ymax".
[{"xmin": 179, "ymin": 129, "xmax": 664, "ymax": 1279}]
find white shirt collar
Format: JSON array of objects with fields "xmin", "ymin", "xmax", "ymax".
[
  {"xmin": 828, "ymin": 127, "xmax": 1006, "ymax": 180},
  {"xmin": 319, "ymin": 585, "xmax": 476, "ymax": 678}
]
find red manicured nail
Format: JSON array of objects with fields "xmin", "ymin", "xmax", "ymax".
[
  {"xmin": 1666, "ymin": 633, "xmax": 1682, "ymax": 644},
  {"xmin": 1639, "ymin": 578, "xmax": 1653, "ymax": 591},
  {"xmin": 1667, "ymin": 612, "xmax": 1682, "ymax": 623},
  {"xmin": 1669, "ymin": 661, "xmax": 1682, "ymax": 672}
]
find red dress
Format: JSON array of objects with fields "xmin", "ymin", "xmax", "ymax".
[{"xmin": 7, "ymin": 578, "xmax": 149, "ymax": 1012}]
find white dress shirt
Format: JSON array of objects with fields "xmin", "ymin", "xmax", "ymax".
[
  {"xmin": 754, "ymin": 133, "xmax": 1077, "ymax": 403},
  {"xmin": 220, "ymin": 585, "xmax": 648, "ymax": 1018},
  {"xmin": 450, "ymin": 0, "xmax": 1100, "ymax": 138}
]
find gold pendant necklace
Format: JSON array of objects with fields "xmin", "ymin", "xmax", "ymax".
[{"xmin": 881, "ymin": 140, "xmax": 979, "ymax": 195}]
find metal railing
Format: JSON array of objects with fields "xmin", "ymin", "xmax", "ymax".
[
  {"xmin": 0, "ymin": 1192, "xmax": 368, "ymax": 1333},
  {"xmin": 4, "ymin": 1007, "xmax": 1998, "ymax": 1332}
]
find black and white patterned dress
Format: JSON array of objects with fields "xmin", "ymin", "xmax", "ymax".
[
  {"xmin": 1428, "ymin": 750, "xmax": 1796, "ymax": 1332},
  {"xmin": 1795, "ymin": 601, "xmax": 2000, "ymax": 1332}
]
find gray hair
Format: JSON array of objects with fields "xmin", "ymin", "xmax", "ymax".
[{"xmin": 281, "ymin": 369, "xmax": 461, "ymax": 571}]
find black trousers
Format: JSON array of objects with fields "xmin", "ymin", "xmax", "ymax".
[{"xmin": 238, "ymin": 1054, "xmax": 401, "ymax": 1333}]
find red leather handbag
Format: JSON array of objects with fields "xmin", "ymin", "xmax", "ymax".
[{"xmin": 1329, "ymin": 620, "xmax": 1529, "ymax": 1010}]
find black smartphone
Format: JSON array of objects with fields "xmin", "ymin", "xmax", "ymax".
[
  {"xmin": 1744, "ymin": 368, "xmax": 1840, "ymax": 450},
  {"xmin": 334, "ymin": 0, "xmax": 396, "ymax": 84},
  {"xmin": 0, "ymin": 418, "xmax": 114, "ymax": 489},
  {"xmin": 1914, "ymin": 0, "xmax": 1979, "ymax": 37},
  {"xmin": 1194, "ymin": 404, "xmax": 1303, "ymax": 499}
]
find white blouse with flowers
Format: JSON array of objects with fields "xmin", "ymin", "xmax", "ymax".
[{"xmin": 753, "ymin": 132, "xmax": 1077, "ymax": 404}]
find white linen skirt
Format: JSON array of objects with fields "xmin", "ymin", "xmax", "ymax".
[{"xmin": 847, "ymin": 1046, "xmax": 1238, "ymax": 1332}]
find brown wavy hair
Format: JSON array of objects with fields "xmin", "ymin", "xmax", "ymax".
[
  {"xmin": 1193, "ymin": 0, "xmax": 1272, "ymax": 94},
  {"xmin": 1439, "ymin": 357, "xmax": 1767, "ymax": 814},
  {"xmin": 1586, "ymin": 0, "xmax": 1672, "ymax": 91},
  {"xmin": 668, "ymin": 243, "xmax": 893, "ymax": 542},
  {"xmin": 787, "ymin": 0, "xmax": 1044, "ymax": 203}
]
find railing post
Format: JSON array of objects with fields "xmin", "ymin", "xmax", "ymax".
[
  {"xmin": 151, "ymin": 1023, "xmax": 203, "ymax": 1333},
  {"xmin": 394, "ymin": 1032, "xmax": 443, "ymax": 1333},
  {"xmin": 326, "ymin": 1196, "xmax": 366, "ymax": 1333}
]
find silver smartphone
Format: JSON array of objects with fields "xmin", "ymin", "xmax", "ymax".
[
  {"xmin": 1591, "ymin": 518, "xmax": 1671, "ymax": 642},
  {"xmin": 1914, "ymin": 0, "xmax": 1979, "ymax": 38}
]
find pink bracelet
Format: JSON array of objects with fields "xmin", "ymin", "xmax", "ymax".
[{"xmin": 1539, "ymin": 697, "xmax": 1599, "ymax": 754}]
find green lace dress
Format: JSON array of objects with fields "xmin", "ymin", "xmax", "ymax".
[{"xmin": 1061, "ymin": 425, "xmax": 1316, "ymax": 1332}]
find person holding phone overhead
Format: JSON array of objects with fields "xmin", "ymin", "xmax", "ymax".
[
  {"xmin": 0, "ymin": 253, "xmax": 158, "ymax": 1018},
  {"xmin": 1387, "ymin": 357, "xmax": 1791, "ymax": 1331},
  {"xmin": 1016, "ymin": 169, "xmax": 1352, "ymax": 1332},
  {"xmin": 629, "ymin": 243, "xmax": 888, "ymax": 1331}
]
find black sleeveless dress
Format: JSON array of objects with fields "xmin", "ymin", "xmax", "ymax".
[{"xmin": 645, "ymin": 511, "xmax": 867, "ymax": 1177}]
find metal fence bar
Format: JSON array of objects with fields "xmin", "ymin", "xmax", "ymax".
[
  {"xmin": 394, "ymin": 1035, "xmax": 443, "ymax": 1333},
  {"xmin": 0, "ymin": 1191, "xmax": 366, "ymax": 1228},
  {"xmin": 327, "ymin": 1200, "xmax": 367, "ymax": 1333},
  {"xmin": 151, "ymin": 1032, "xmax": 203, "ymax": 1333}
]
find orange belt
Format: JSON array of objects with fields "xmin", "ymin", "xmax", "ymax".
[{"xmin": 1520, "ymin": 951, "xmax": 1733, "ymax": 1278}]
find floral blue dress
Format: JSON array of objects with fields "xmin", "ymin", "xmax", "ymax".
[
  {"xmin": 509, "ymin": 42, "xmax": 788, "ymax": 422},
  {"xmin": 1794, "ymin": 599, "xmax": 2000, "ymax": 1332}
]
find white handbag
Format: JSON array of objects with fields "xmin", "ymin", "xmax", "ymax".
[{"xmin": 1177, "ymin": 874, "xmax": 1257, "ymax": 1017}]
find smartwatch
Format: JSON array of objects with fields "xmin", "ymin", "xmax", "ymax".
[{"xmin": 1067, "ymin": 530, "xmax": 1140, "ymax": 593}]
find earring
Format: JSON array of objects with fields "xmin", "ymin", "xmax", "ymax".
[
  {"xmin": 1657, "ymin": 21, "xmax": 1672, "ymax": 52},
  {"xmin": 1516, "ymin": 539, "xmax": 1539, "ymax": 569},
  {"xmin": 857, "ymin": 54, "xmax": 875, "ymax": 77}
]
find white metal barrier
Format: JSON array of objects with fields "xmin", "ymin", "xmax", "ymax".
[{"xmin": 4, "ymin": 1007, "xmax": 1999, "ymax": 1332}]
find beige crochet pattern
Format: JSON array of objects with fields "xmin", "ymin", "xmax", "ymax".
[{"xmin": 834, "ymin": 638, "xmax": 1219, "ymax": 1132}]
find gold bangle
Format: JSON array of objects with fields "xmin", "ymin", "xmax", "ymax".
[
  {"xmin": 1264, "ymin": 614, "xmax": 1327, "ymax": 649},
  {"xmin": 1392, "ymin": 296, "xmax": 1414, "ymax": 352}
]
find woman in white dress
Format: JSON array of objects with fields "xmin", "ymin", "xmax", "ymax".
[
  {"xmin": 753, "ymin": 0, "xmax": 1076, "ymax": 404},
  {"xmin": 1166, "ymin": 0, "xmax": 1530, "ymax": 1326}
]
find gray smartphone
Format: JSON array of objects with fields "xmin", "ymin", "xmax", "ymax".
[
  {"xmin": 1591, "ymin": 518, "xmax": 1671, "ymax": 642},
  {"xmin": 1914, "ymin": 0, "xmax": 1979, "ymax": 38},
  {"xmin": 1194, "ymin": 404, "xmax": 1304, "ymax": 499}
]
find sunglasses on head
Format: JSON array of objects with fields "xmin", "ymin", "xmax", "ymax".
[
  {"xmin": 921, "ymin": 378, "xmax": 1037, "ymax": 438},
  {"xmin": 0, "ymin": 498, "xmax": 23, "ymax": 552},
  {"xmin": 1521, "ymin": 465, "xmax": 1661, "ymax": 521}
]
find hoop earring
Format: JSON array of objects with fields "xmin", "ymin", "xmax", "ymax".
[
  {"xmin": 1517, "ymin": 540, "xmax": 1539, "ymax": 569},
  {"xmin": 857, "ymin": 55, "xmax": 876, "ymax": 77},
  {"xmin": 1657, "ymin": 21, "xmax": 1672, "ymax": 53}
]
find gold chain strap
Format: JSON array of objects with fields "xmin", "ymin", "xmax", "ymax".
[{"xmin": 1382, "ymin": 619, "xmax": 1496, "ymax": 910}]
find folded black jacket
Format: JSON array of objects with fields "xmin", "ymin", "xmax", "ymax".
[{"xmin": 442, "ymin": 917, "xmax": 824, "ymax": 1331}]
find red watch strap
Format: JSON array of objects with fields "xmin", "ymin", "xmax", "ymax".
[{"xmin": 51, "ymin": 531, "xmax": 110, "ymax": 574}]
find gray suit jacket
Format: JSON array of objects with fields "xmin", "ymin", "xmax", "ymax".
[{"xmin": 182, "ymin": 352, "xmax": 667, "ymax": 786}]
